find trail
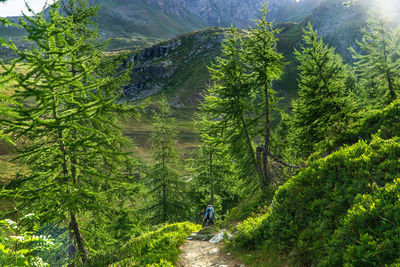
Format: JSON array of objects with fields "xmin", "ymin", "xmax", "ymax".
[{"xmin": 178, "ymin": 236, "xmax": 244, "ymax": 267}]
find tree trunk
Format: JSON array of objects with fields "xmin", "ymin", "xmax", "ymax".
[
  {"xmin": 53, "ymin": 100, "xmax": 87, "ymax": 265},
  {"xmin": 256, "ymin": 146, "xmax": 267, "ymax": 192},
  {"xmin": 387, "ymin": 71, "xmax": 396, "ymax": 101},
  {"xmin": 242, "ymin": 117, "xmax": 266, "ymax": 192},
  {"xmin": 380, "ymin": 20, "xmax": 396, "ymax": 102},
  {"xmin": 210, "ymin": 152, "xmax": 214, "ymax": 206},
  {"xmin": 162, "ymin": 153, "xmax": 167, "ymax": 223},
  {"xmin": 68, "ymin": 211, "xmax": 88, "ymax": 266},
  {"xmin": 263, "ymin": 81, "xmax": 271, "ymax": 185}
]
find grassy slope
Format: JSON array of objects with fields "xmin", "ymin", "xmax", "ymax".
[
  {"xmin": 120, "ymin": 28, "xmax": 228, "ymax": 164},
  {"xmin": 0, "ymin": 0, "xmax": 207, "ymax": 53}
]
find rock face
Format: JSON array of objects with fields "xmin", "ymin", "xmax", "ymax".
[
  {"xmin": 122, "ymin": 27, "xmax": 226, "ymax": 102},
  {"xmin": 139, "ymin": 0, "xmax": 324, "ymax": 28},
  {"xmin": 124, "ymin": 41, "xmax": 182, "ymax": 100},
  {"xmin": 182, "ymin": 0, "xmax": 324, "ymax": 27}
]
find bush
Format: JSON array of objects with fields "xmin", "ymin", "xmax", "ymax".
[
  {"xmin": 234, "ymin": 136, "xmax": 400, "ymax": 265},
  {"xmin": 323, "ymin": 178, "xmax": 400, "ymax": 266},
  {"xmin": 110, "ymin": 222, "xmax": 201, "ymax": 266},
  {"xmin": 319, "ymin": 100, "xmax": 400, "ymax": 156},
  {"xmin": 0, "ymin": 214, "xmax": 54, "ymax": 267}
]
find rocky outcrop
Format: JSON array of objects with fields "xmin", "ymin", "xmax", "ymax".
[{"xmin": 122, "ymin": 28, "xmax": 225, "ymax": 102}]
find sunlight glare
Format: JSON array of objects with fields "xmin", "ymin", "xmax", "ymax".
[{"xmin": 376, "ymin": 0, "xmax": 400, "ymax": 21}]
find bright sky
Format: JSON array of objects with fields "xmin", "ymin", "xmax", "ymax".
[
  {"xmin": 0, "ymin": 0, "xmax": 56, "ymax": 17},
  {"xmin": 377, "ymin": 0, "xmax": 400, "ymax": 21}
]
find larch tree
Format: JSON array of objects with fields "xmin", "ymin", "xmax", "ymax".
[
  {"xmin": 200, "ymin": 26, "xmax": 263, "ymax": 190},
  {"xmin": 290, "ymin": 23, "xmax": 353, "ymax": 158},
  {"xmin": 0, "ymin": 1, "xmax": 137, "ymax": 265},
  {"xmin": 147, "ymin": 95, "xmax": 187, "ymax": 223},
  {"xmin": 201, "ymin": 7, "xmax": 299, "ymax": 193},
  {"xmin": 191, "ymin": 111, "xmax": 234, "ymax": 211},
  {"xmin": 244, "ymin": 6, "xmax": 291, "ymax": 188},
  {"xmin": 350, "ymin": 13, "xmax": 400, "ymax": 105}
]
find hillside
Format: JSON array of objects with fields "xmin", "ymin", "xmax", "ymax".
[
  {"xmin": 0, "ymin": 0, "xmax": 323, "ymax": 52},
  {"xmin": 123, "ymin": 27, "xmax": 226, "ymax": 106},
  {"xmin": 2, "ymin": 0, "xmax": 400, "ymax": 266}
]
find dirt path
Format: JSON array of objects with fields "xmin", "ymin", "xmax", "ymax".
[{"xmin": 178, "ymin": 239, "xmax": 244, "ymax": 267}]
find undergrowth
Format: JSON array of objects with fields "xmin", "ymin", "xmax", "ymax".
[
  {"xmin": 233, "ymin": 135, "xmax": 400, "ymax": 266},
  {"xmin": 110, "ymin": 222, "xmax": 201, "ymax": 267}
]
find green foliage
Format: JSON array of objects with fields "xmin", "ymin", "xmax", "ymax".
[
  {"xmin": 289, "ymin": 23, "xmax": 354, "ymax": 159},
  {"xmin": 0, "ymin": 213, "xmax": 53, "ymax": 266},
  {"xmin": 350, "ymin": 13, "xmax": 400, "ymax": 105},
  {"xmin": 188, "ymin": 123, "xmax": 240, "ymax": 219},
  {"xmin": 200, "ymin": 6, "xmax": 286, "ymax": 192},
  {"xmin": 0, "ymin": 1, "xmax": 139, "ymax": 264},
  {"xmin": 146, "ymin": 95, "xmax": 188, "ymax": 223},
  {"xmin": 320, "ymin": 99, "xmax": 400, "ymax": 155},
  {"xmin": 200, "ymin": 26, "xmax": 256, "ymax": 177},
  {"xmin": 111, "ymin": 222, "xmax": 201, "ymax": 267},
  {"xmin": 323, "ymin": 178, "xmax": 400, "ymax": 266},
  {"xmin": 234, "ymin": 135, "xmax": 400, "ymax": 266}
]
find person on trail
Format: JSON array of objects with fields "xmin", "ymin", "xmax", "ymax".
[{"xmin": 202, "ymin": 205, "xmax": 215, "ymax": 227}]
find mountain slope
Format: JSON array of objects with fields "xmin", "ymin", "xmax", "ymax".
[
  {"xmin": 0, "ymin": 0, "xmax": 324, "ymax": 51},
  {"xmin": 123, "ymin": 27, "xmax": 226, "ymax": 106}
]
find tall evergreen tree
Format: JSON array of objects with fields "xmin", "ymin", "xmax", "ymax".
[
  {"xmin": 351, "ymin": 13, "xmax": 400, "ymax": 104},
  {"xmin": 290, "ymin": 23, "xmax": 352, "ymax": 158},
  {"xmin": 147, "ymin": 96, "xmax": 187, "ymax": 223},
  {"xmin": 201, "ymin": 8, "xmax": 298, "ymax": 193},
  {"xmin": 200, "ymin": 26, "xmax": 262, "ymax": 190},
  {"xmin": 0, "ymin": 1, "xmax": 137, "ymax": 265},
  {"xmin": 191, "ymin": 111, "xmax": 235, "ymax": 211},
  {"xmin": 244, "ymin": 6, "xmax": 287, "ymax": 188}
]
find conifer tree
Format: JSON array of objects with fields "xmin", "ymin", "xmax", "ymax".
[
  {"xmin": 244, "ymin": 6, "xmax": 287, "ymax": 188},
  {"xmin": 147, "ymin": 96, "xmax": 187, "ymax": 223},
  {"xmin": 351, "ymin": 14, "xmax": 400, "ymax": 104},
  {"xmin": 191, "ymin": 111, "xmax": 235, "ymax": 211},
  {"xmin": 201, "ymin": 8, "xmax": 298, "ymax": 193},
  {"xmin": 200, "ymin": 26, "xmax": 263, "ymax": 190},
  {"xmin": 290, "ymin": 23, "xmax": 352, "ymax": 158},
  {"xmin": 0, "ymin": 1, "xmax": 136, "ymax": 264}
]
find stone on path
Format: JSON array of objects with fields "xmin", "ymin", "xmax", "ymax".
[
  {"xmin": 209, "ymin": 248, "xmax": 219, "ymax": 255},
  {"xmin": 209, "ymin": 232, "xmax": 224, "ymax": 244}
]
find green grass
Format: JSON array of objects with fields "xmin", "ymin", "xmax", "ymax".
[
  {"xmin": 122, "ymin": 109, "xmax": 199, "ymax": 170},
  {"xmin": 227, "ymin": 247, "xmax": 289, "ymax": 267},
  {"xmin": 0, "ymin": 155, "xmax": 16, "ymax": 184}
]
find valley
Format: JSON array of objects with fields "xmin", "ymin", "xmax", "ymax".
[{"xmin": 1, "ymin": 0, "xmax": 400, "ymax": 266}]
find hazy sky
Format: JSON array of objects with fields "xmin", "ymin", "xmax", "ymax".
[{"xmin": 0, "ymin": 0, "xmax": 55, "ymax": 17}]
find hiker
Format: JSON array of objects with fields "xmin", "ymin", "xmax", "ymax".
[{"xmin": 202, "ymin": 204, "xmax": 215, "ymax": 227}]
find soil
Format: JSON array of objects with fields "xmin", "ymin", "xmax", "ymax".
[{"xmin": 178, "ymin": 239, "xmax": 244, "ymax": 267}]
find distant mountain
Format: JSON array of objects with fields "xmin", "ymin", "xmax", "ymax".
[
  {"xmin": 176, "ymin": 0, "xmax": 324, "ymax": 28},
  {"xmin": 286, "ymin": 0, "xmax": 400, "ymax": 61},
  {"xmin": 87, "ymin": 0, "xmax": 325, "ymax": 48},
  {"xmin": 0, "ymin": 0, "xmax": 324, "ymax": 51},
  {"xmin": 2, "ymin": 0, "xmax": 400, "ymax": 102},
  {"xmin": 121, "ymin": 0, "xmax": 400, "ymax": 103}
]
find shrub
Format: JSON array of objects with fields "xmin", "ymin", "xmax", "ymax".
[
  {"xmin": 110, "ymin": 222, "xmax": 201, "ymax": 266},
  {"xmin": 234, "ymin": 136, "xmax": 400, "ymax": 265},
  {"xmin": 319, "ymin": 99, "xmax": 400, "ymax": 156},
  {"xmin": 0, "ymin": 214, "xmax": 54, "ymax": 266},
  {"xmin": 323, "ymin": 178, "xmax": 400, "ymax": 266}
]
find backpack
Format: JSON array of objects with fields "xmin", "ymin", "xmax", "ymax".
[{"xmin": 205, "ymin": 207, "xmax": 214, "ymax": 221}]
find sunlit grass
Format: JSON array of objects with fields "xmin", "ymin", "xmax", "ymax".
[{"xmin": 0, "ymin": 63, "xmax": 28, "ymax": 96}]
